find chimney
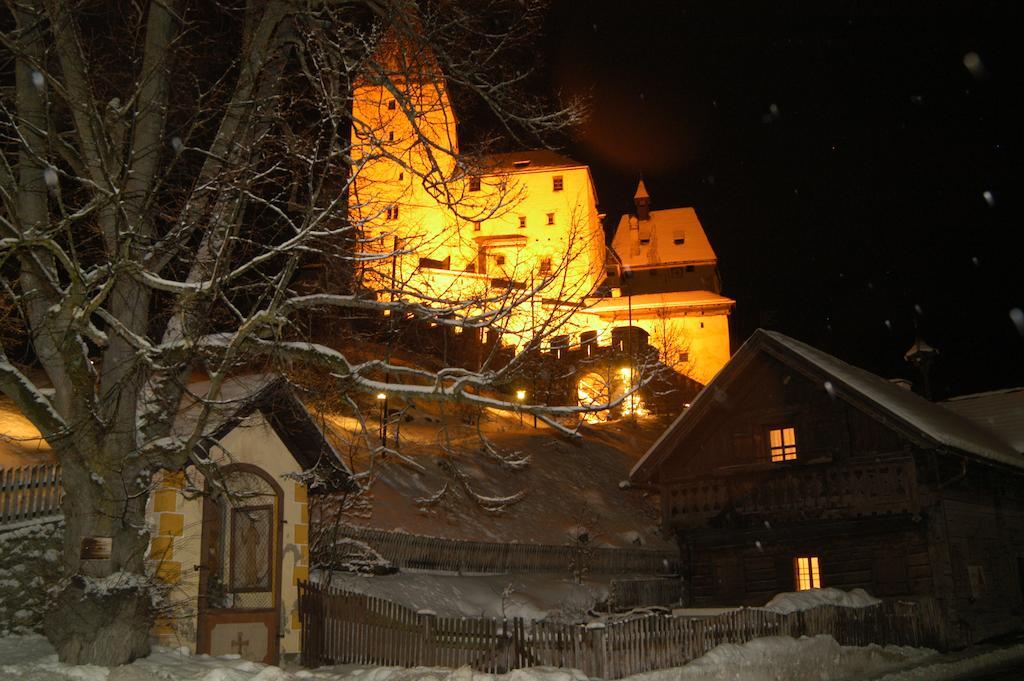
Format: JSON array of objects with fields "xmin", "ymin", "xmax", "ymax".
[
  {"xmin": 904, "ymin": 333, "xmax": 939, "ymax": 400},
  {"xmin": 634, "ymin": 179, "xmax": 650, "ymax": 221}
]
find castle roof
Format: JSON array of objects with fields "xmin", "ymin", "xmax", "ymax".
[
  {"xmin": 477, "ymin": 150, "xmax": 585, "ymax": 174},
  {"xmin": 611, "ymin": 207, "xmax": 718, "ymax": 268},
  {"xmin": 586, "ymin": 290, "xmax": 734, "ymax": 316}
]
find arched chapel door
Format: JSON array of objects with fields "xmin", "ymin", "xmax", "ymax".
[{"xmin": 197, "ymin": 464, "xmax": 282, "ymax": 665}]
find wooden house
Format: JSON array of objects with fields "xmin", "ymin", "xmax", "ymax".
[{"xmin": 630, "ymin": 329, "xmax": 1024, "ymax": 645}]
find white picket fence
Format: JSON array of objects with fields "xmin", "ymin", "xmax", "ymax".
[{"xmin": 0, "ymin": 464, "xmax": 63, "ymax": 525}]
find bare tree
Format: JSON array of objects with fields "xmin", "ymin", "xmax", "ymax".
[{"xmin": 0, "ymin": 0, "xmax": 598, "ymax": 665}]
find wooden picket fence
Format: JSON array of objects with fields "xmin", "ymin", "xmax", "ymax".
[
  {"xmin": 0, "ymin": 464, "xmax": 62, "ymax": 525},
  {"xmin": 298, "ymin": 581, "xmax": 948, "ymax": 679},
  {"xmin": 325, "ymin": 525, "xmax": 681, "ymax": 575},
  {"xmin": 608, "ymin": 577, "xmax": 683, "ymax": 611}
]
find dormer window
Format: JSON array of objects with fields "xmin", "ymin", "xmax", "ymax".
[
  {"xmin": 552, "ymin": 176, "xmax": 564, "ymax": 192},
  {"xmin": 768, "ymin": 426, "xmax": 797, "ymax": 462},
  {"xmin": 469, "ymin": 177, "xmax": 481, "ymax": 192}
]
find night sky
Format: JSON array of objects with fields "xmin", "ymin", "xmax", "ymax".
[{"xmin": 542, "ymin": 3, "xmax": 1023, "ymax": 398}]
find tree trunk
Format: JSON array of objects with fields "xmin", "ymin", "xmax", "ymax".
[{"xmin": 44, "ymin": 451, "xmax": 154, "ymax": 665}]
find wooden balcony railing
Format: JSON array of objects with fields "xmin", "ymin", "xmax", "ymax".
[{"xmin": 665, "ymin": 459, "xmax": 917, "ymax": 527}]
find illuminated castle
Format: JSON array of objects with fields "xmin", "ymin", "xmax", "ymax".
[{"xmin": 349, "ymin": 35, "xmax": 733, "ymax": 400}]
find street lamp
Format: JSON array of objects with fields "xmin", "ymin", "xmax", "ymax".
[
  {"xmin": 515, "ymin": 389, "xmax": 526, "ymax": 426},
  {"xmin": 376, "ymin": 392, "xmax": 387, "ymax": 448}
]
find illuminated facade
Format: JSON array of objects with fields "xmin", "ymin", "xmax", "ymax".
[{"xmin": 350, "ymin": 39, "xmax": 733, "ymax": 394}]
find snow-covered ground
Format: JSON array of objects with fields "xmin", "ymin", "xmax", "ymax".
[
  {"xmin": 4, "ymin": 633, "xmax": 1023, "ymax": 681},
  {"xmin": 323, "ymin": 571, "xmax": 610, "ymax": 621}
]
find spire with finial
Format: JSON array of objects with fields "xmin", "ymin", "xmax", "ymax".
[{"xmin": 634, "ymin": 177, "xmax": 650, "ymax": 221}]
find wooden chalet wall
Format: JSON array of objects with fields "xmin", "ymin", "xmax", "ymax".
[
  {"xmin": 651, "ymin": 351, "xmax": 1024, "ymax": 643},
  {"xmin": 915, "ymin": 453, "xmax": 1024, "ymax": 643}
]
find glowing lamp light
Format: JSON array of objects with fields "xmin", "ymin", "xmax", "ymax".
[
  {"xmin": 376, "ymin": 392, "xmax": 387, "ymax": 401},
  {"xmin": 515, "ymin": 390, "xmax": 526, "ymax": 401},
  {"xmin": 619, "ymin": 367, "xmax": 632, "ymax": 379}
]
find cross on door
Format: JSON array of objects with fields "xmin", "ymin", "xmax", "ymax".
[{"xmin": 230, "ymin": 631, "xmax": 249, "ymax": 656}]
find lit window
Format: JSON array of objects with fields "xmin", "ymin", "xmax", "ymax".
[
  {"xmin": 518, "ymin": 216, "xmax": 526, "ymax": 229},
  {"xmin": 795, "ymin": 556, "xmax": 821, "ymax": 590},
  {"xmin": 388, "ymin": 99, "xmax": 396, "ymax": 110},
  {"xmin": 386, "ymin": 205, "xmax": 399, "ymax": 221},
  {"xmin": 546, "ymin": 212, "xmax": 555, "ymax": 225},
  {"xmin": 769, "ymin": 426, "xmax": 797, "ymax": 462},
  {"xmin": 473, "ymin": 221, "xmax": 482, "ymax": 232},
  {"xmin": 552, "ymin": 176, "xmax": 563, "ymax": 192},
  {"xmin": 469, "ymin": 177, "xmax": 481, "ymax": 192}
]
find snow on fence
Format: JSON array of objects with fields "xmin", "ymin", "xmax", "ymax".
[
  {"xmin": 0, "ymin": 464, "xmax": 63, "ymax": 526},
  {"xmin": 298, "ymin": 581, "xmax": 948, "ymax": 679},
  {"xmin": 326, "ymin": 525, "xmax": 681, "ymax": 575}
]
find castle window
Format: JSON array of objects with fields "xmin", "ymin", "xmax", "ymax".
[
  {"xmin": 795, "ymin": 556, "xmax": 821, "ymax": 590},
  {"xmin": 386, "ymin": 205, "xmax": 399, "ymax": 221},
  {"xmin": 388, "ymin": 99, "xmax": 396, "ymax": 110},
  {"xmin": 473, "ymin": 221, "xmax": 482, "ymax": 232},
  {"xmin": 539, "ymin": 258, "xmax": 552, "ymax": 274},
  {"xmin": 546, "ymin": 212, "xmax": 555, "ymax": 225},
  {"xmin": 388, "ymin": 131, "xmax": 394, "ymax": 142},
  {"xmin": 518, "ymin": 216, "xmax": 527, "ymax": 229},
  {"xmin": 552, "ymin": 176, "xmax": 564, "ymax": 192},
  {"xmin": 768, "ymin": 426, "xmax": 797, "ymax": 462},
  {"xmin": 469, "ymin": 177, "xmax": 481, "ymax": 192}
]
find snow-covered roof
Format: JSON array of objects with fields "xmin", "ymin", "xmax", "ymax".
[
  {"xmin": 611, "ymin": 207, "xmax": 718, "ymax": 269},
  {"xmin": 478, "ymin": 150, "xmax": 585, "ymax": 174},
  {"xmin": 943, "ymin": 387, "xmax": 1024, "ymax": 453},
  {"xmin": 0, "ymin": 374, "xmax": 350, "ymax": 484},
  {"xmin": 761, "ymin": 331, "xmax": 1021, "ymax": 467},
  {"xmin": 0, "ymin": 398, "xmax": 52, "ymax": 468},
  {"xmin": 586, "ymin": 291, "xmax": 734, "ymax": 316},
  {"xmin": 631, "ymin": 329, "xmax": 1024, "ymax": 482}
]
